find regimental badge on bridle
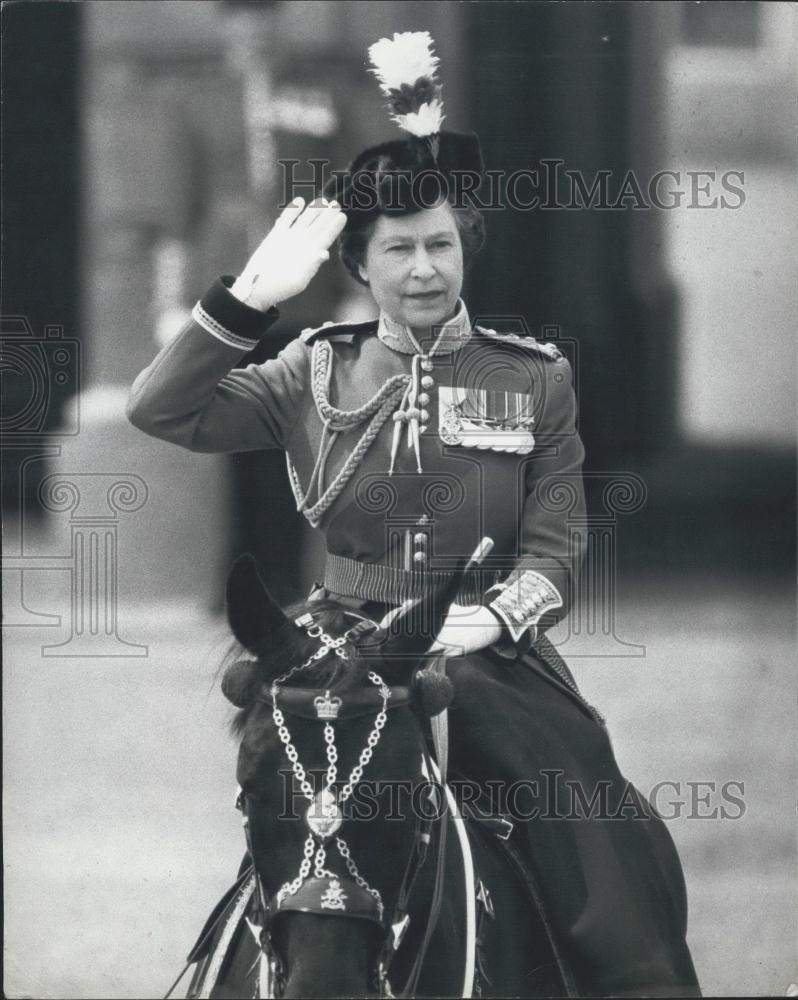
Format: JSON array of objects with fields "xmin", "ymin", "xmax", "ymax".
[{"xmin": 320, "ymin": 878, "xmax": 348, "ymax": 911}]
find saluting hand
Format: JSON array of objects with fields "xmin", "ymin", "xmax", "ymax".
[{"xmin": 231, "ymin": 197, "xmax": 347, "ymax": 312}]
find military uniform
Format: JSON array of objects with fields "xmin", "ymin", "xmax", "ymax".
[
  {"xmin": 129, "ymin": 277, "xmax": 700, "ymax": 996},
  {"xmin": 128, "ymin": 276, "xmax": 582, "ymax": 652}
]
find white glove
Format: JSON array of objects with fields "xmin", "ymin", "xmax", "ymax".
[
  {"xmin": 428, "ymin": 604, "xmax": 503, "ymax": 657},
  {"xmin": 230, "ymin": 197, "xmax": 347, "ymax": 312}
]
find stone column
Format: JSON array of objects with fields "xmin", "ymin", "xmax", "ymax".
[
  {"xmin": 539, "ymin": 472, "xmax": 648, "ymax": 658},
  {"xmin": 36, "ymin": 473, "xmax": 149, "ymax": 657}
]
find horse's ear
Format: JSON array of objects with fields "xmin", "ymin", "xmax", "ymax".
[
  {"xmin": 226, "ymin": 554, "xmax": 289, "ymax": 652},
  {"xmin": 367, "ymin": 539, "xmax": 494, "ymax": 663},
  {"xmin": 364, "ymin": 559, "xmax": 468, "ymax": 663}
]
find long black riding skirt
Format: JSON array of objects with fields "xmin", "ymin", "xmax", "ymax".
[{"xmin": 445, "ymin": 647, "xmax": 701, "ymax": 998}]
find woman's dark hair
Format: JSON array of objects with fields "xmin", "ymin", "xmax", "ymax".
[{"xmin": 338, "ymin": 203, "xmax": 485, "ymax": 287}]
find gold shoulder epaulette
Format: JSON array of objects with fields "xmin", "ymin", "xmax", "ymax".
[{"xmin": 475, "ymin": 325, "xmax": 564, "ymax": 361}]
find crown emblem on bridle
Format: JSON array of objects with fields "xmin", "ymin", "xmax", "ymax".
[{"xmin": 314, "ymin": 690, "xmax": 343, "ymax": 720}]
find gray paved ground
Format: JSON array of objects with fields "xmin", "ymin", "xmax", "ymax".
[{"xmin": 4, "ymin": 575, "xmax": 796, "ymax": 998}]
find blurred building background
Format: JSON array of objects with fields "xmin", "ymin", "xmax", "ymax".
[
  {"xmin": 2, "ymin": 1, "xmax": 796, "ymax": 997},
  {"xmin": 3, "ymin": 0, "xmax": 794, "ymax": 603}
]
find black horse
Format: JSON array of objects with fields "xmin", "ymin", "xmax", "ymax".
[
  {"xmin": 180, "ymin": 554, "xmax": 700, "ymax": 999},
  {"xmin": 181, "ymin": 554, "xmax": 575, "ymax": 998}
]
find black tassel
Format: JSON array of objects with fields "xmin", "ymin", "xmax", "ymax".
[
  {"xmin": 413, "ymin": 666, "xmax": 454, "ymax": 717},
  {"xmin": 221, "ymin": 659, "xmax": 260, "ymax": 709}
]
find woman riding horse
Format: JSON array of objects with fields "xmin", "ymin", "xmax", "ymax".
[{"xmin": 128, "ymin": 31, "xmax": 700, "ymax": 997}]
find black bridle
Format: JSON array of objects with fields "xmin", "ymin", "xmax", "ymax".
[{"xmin": 242, "ymin": 682, "xmax": 451, "ymax": 999}]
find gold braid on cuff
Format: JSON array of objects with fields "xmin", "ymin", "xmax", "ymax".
[{"xmin": 487, "ymin": 570, "xmax": 563, "ymax": 643}]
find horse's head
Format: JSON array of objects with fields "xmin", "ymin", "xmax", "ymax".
[{"xmin": 222, "ymin": 555, "xmax": 464, "ymax": 998}]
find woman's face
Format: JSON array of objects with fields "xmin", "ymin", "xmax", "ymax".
[{"xmin": 359, "ymin": 201, "xmax": 464, "ymax": 333}]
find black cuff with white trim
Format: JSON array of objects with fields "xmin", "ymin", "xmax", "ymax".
[{"xmin": 193, "ymin": 277, "xmax": 280, "ymax": 351}]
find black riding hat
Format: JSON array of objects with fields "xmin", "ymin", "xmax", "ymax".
[{"xmin": 323, "ymin": 31, "xmax": 485, "ymax": 231}]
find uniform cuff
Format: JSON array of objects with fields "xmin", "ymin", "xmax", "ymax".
[
  {"xmin": 486, "ymin": 570, "xmax": 563, "ymax": 644},
  {"xmin": 484, "ymin": 605, "xmax": 533, "ymax": 659},
  {"xmin": 192, "ymin": 276, "xmax": 280, "ymax": 351}
]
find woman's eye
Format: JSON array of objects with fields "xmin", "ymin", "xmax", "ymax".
[{"xmin": 431, "ymin": 241, "xmax": 452, "ymax": 249}]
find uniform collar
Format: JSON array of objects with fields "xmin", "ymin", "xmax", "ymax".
[{"xmin": 377, "ymin": 299, "xmax": 472, "ymax": 356}]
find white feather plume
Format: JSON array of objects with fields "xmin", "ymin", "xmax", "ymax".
[
  {"xmin": 368, "ymin": 31, "xmax": 439, "ymax": 93},
  {"xmin": 368, "ymin": 31, "xmax": 445, "ymax": 137},
  {"xmin": 395, "ymin": 100, "xmax": 445, "ymax": 138}
]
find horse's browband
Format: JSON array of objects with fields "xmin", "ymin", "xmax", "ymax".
[{"xmin": 257, "ymin": 684, "xmax": 413, "ymax": 720}]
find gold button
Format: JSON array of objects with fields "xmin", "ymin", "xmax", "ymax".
[
  {"xmin": 413, "ymin": 551, "xmax": 426, "ymax": 564},
  {"xmin": 420, "ymin": 409, "xmax": 430, "ymax": 422},
  {"xmin": 414, "ymin": 533, "xmax": 427, "ymax": 545},
  {"xmin": 418, "ymin": 393, "xmax": 430, "ymax": 406},
  {"xmin": 421, "ymin": 359, "xmax": 433, "ymax": 372},
  {"xmin": 421, "ymin": 376, "xmax": 434, "ymax": 389}
]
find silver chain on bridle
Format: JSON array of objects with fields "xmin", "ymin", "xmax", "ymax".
[{"xmin": 270, "ymin": 619, "xmax": 391, "ymax": 920}]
